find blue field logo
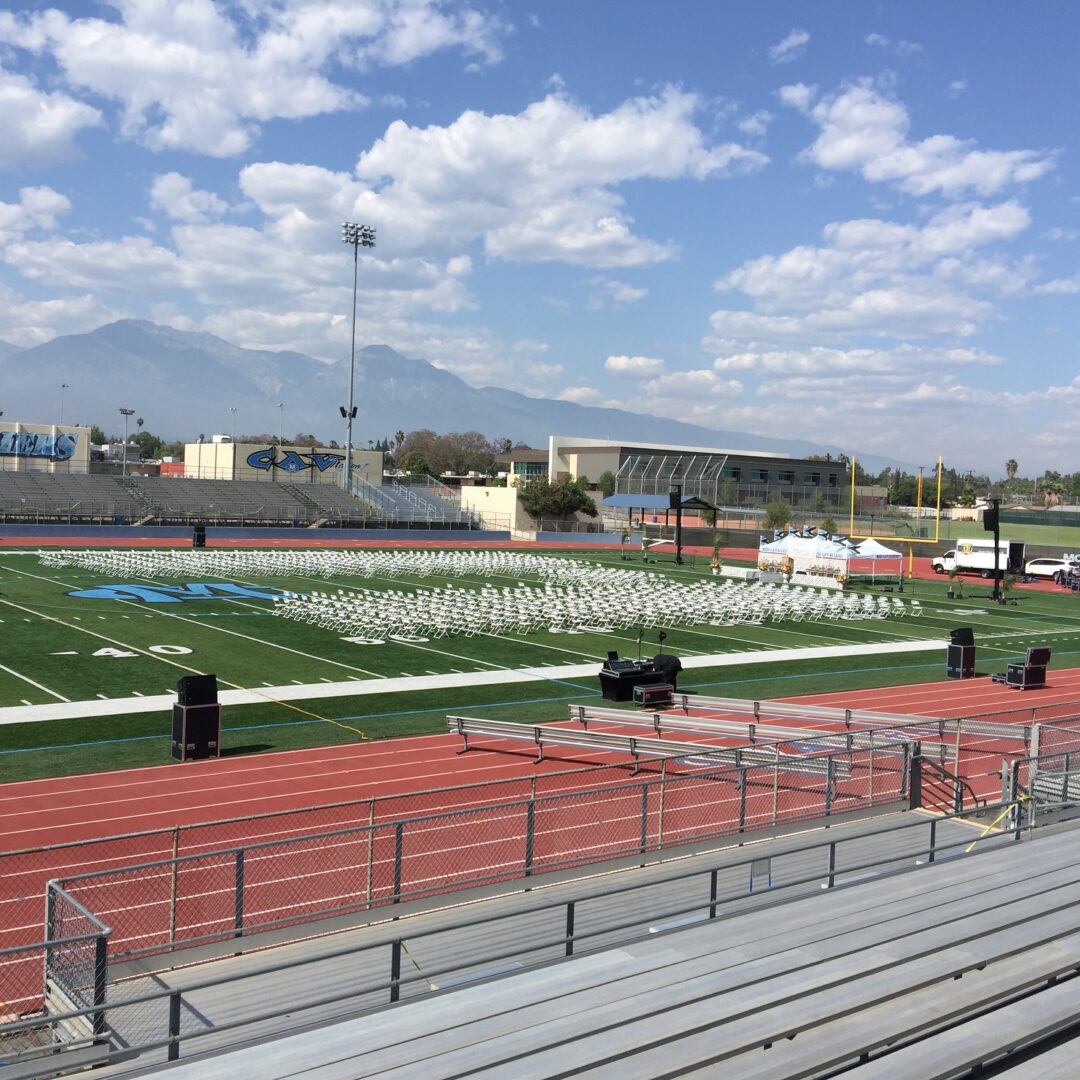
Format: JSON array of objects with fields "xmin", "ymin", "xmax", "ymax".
[{"xmin": 68, "ymin": 582, "xmax": 301, "ymax": 604}]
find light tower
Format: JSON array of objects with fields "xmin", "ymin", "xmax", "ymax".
[{"xmin": 340, "ymin": 222, "xmax": 376, "ymax": 492}]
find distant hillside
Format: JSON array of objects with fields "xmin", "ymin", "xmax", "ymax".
[{"xmin": 0, "ymin": 319, "xmax": 904, "ymax": 470}]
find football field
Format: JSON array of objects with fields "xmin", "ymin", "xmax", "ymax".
[{"xmin": 2, "ymin": 546, "xmax": 1079, "ymax": 780}]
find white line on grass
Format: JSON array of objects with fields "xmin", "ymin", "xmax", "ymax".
[
  {"xmin": 0, "ymin": 661, "xmax": 70, "ymax": 702},
  {"xmin": 3, "ymin": 563, "xmax": 386, "ymax": 683}
]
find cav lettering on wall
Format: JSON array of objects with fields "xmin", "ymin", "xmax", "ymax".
[
  {"xmin": 246, "ymin": 448, "xmax": 345, "ymax": 474},
  {"xmin": 0, "ymin": 430, "xmax": 79, "ymax": 461}
]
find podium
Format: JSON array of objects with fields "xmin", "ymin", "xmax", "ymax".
[{"xmin": 947, "ymin": 627, "xmax": 975, "ymax": 679}]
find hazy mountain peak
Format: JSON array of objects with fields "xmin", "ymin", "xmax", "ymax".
[{"xmin": 0, "ymin": 319, "xmax": 900, "ymax": 467}]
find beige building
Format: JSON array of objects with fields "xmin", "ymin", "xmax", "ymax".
[
  {"xmin": 184, "ymin": 440, "xmax": 383, "ymax": 484},
  {"xmin": 0, "ymin": 421, "xmax": 90, "ymax": 474}
]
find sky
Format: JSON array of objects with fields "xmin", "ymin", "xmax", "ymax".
[{"xmin": 0, "ymin": 1, "xmax": 1077, "ymax": 475}]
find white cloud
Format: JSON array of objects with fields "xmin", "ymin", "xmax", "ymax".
[
  {"xmin": 150, "ymin": 174, "xmax": 229, "ymax": 224},
  {"xmin": 866, "ymin": 33, "xmax": 922, "ymax": 55},
  {"xmin": 0, "ymin": 283, "xmax": 118, "ymax": 347},
  {"xmin": 1036, "ymin": 276, "xmax": 1080, "ymax": 295},
  {"xmin": 0, "ymin": 63, "xmax": 101, "ymax": 166},
  {"xmin": 1042, "ymin": 227, "xmax": 1079, "ymax": 242},
  {"xmin": 768, "ymin": 28, "xmax": 809, "ymax": 65},
  {"xmin": 777, "ymin": 82, "xmax": 816, "ymax": 113},
  {"xmin": 605, "ymin": 354, "xmax": 666, "ymax": 377},
  {"xmin": 0, "ymin": 1, "xmax": 506, "ymax": 157},
  {"xmin": 788, "ymin": 79, "xmax": 1057, "ymax": 196},
  {"xmin": 0, "ymin": 186, "xmax": 71, "ymax": 246},
  {"xmin": 351, "ymin": 86, "xmax": 767, "ymax": 266},
  {"xmin": 587, "ymin": 277, "xmax": 648, "ymax": 309},
  {"xmin": 737, "ymin": 110, "xmax": 773, "ymax": 138},
  {"xmin": 711, "ymin": 201, "xmax": 1031, "ymax": 342},
  {"xmin": 558, "ymin": 385, "xmax": 605, "ymax": 404}
]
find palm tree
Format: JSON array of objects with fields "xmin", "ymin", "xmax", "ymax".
[{"xmin": 1005, "ymin": 458, "xmax": 1018, "ymax": 484}]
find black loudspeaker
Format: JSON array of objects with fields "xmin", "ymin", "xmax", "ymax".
[
  {"xmin": 171, "ymin": 703, "xmax": 221, "ymax": 761},
  {"xmin": 983, "ymin": 506, "xmax": 998, "ymax": 532},
  {"xmin": 950, "ymin": 627, "xmax": 975, "ymax": 647},
  {"xmin": 668, "ymin": 490, "xmax": 681, "ymax": 509},
  {"xmin": 177, "ymin": 673, "xmax": 218, "ymax": 706},
  {"xmin": 947, "ymin": 630, "xmax": 976, "ymax": 679},
  {"xmin": 193, "ymin": 525, "xmax": 207, "ymax": 549}
]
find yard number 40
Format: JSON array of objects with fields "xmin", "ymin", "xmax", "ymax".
[{"xmin": 91, "ymin": 645, "xmax": 194, "ymax": 658}]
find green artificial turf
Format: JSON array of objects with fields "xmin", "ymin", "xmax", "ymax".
[{"xmin": 1, "ymin": 545, "xmax": 1079, "ymax": 783}]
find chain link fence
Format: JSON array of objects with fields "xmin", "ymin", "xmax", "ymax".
[{"xmin": 49, "ymin": 740, "xmax": 911, "ymax": 980}]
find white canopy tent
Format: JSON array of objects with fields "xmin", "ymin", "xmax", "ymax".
[
  {"xmin": 758, "ymin": 532, "xmax": 903, "ymax": 584},
  {"xmin": 758, "ymin": 533, "xmax": 851, "ymax": 580},
  {"xmin": 851, "ymin": 537, "xmax": 904, "ymax": 582}
]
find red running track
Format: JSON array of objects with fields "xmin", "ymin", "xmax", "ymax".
[{"xmin": 1, "ymin": 669, "xmax": 1078, "ymax": 1009}]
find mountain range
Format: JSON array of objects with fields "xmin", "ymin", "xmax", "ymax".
[{"xmin": 0, "ymin": 320, "xmax": 898, "ymax": 470}]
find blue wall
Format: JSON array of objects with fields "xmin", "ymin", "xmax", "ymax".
[{"xmin": 0, "ymin": 524, "xmax": 512, "ymax": 542}]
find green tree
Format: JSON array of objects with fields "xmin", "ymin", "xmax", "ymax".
[
  {"xmin": 763, "ymin": 499, "xmax": 791, "ymax": 531},
  {"xmin": 821, "ymin": 514, "xmax": 838, "ymax": 534},
  {"xmin": 517, "ymin": 476, "xmax": 597, "ymax": 521},
  {"xmin": 1005, "ymin": 458, "xmax": 1018, "ymax": 484},
  {"xmin": 597, "ymin": 470, "xmax": 616, "ymax": 497},
  {"xmin": 90, "ymin": 424, "xmax": 107, "ymax": 444}
]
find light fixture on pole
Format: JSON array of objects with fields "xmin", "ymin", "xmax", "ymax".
[
  {"xmin": 60, "ymin": 383, "xmax": 70, "ymax": 426},
  {"xmin": 341, "ymin": 221, "xmax": 376, "ymax": 492},
  {"xmin": 228, "ymin": 407, "xmax": 237, "ymax": 443},
  {"xmin": 119, "ymin": 407, "xmax": 135, "ymax": 477}
]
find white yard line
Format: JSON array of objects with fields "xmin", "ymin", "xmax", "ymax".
[
  {"xmin": 2, "ymin": 562, "xmax": 385, "ymax": 682},
  {"xmin": 0, "ymin": 661, "xmax": 70, "ymax": 703},
  {"xmin": 0, "ymin": 638, "xmax": 946, "ymax": 726}
]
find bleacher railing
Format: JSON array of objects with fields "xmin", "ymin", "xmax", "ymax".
[
  {"xmin": 0, "ymin": 799, "xmax": 1037, "ymax": 1075},
  {"xmin": 43, "ymin": 739, "xmax": 909, "ymax": 977}
]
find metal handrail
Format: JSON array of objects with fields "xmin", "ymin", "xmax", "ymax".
[{"xmin": 6, "ymin": 798, "xmax": 1059, "ymax": 1071}]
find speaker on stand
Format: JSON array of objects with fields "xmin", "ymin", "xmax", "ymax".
[
  {"xmin": 172, "ymin": 674, "xmax": 221, "ymax": 761},
  {"xmin": 193, "ymin": 525, "xmax": 207, "ymax": 549},
  {"xmin": 946, "ymin": 627, "xmax": 976, "ymax": 679}
]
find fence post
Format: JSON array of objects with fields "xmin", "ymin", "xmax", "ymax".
[
  {"xmin": 639, "ymin": 785, "xmax": 649, "ymax": 857},
  {"xmin": 565, "ymin": 901, "xmax": 576, "ymax": 957},
  {"xmin": 233, "ymin": 849, "xmax": 245, "ymax": 939},
  {"xmin": 709, "ymin": 867, "xmax": 719, "ymax": 919},
  {"xmin": 169, "ymin": 825, "xmax": 180, "ymax": 947},
  {"xmin": 167, "ymin": 990, "xmax": 182, "ymax": 1060},
  {"xmin": 657, "ymin": 759, "xmax": 667, "ymax": 846},
  {"xmin": 825, "ymin": 758, "xmax": 834, "ymax": 817},
  {"xmin": 524, "ymin": 800, "xmax": 536, "ymax": 876},
  {"xmin": 393, "ymin": 822, "xmax": 404, "ymax": 903},
  {"xmin": 826, "ymin": 842, "xmax": 837, "ymax": 889},
  {"xmin": 868, "ymin": 734, "xmax": 875, "ymax": 804},
  {"xmin": 365, "ymin": 799, "xmax": 375, "ymax": 910},
  {"xmin": 928, "ymin": 817, "xmax": 938, "ymax": 864},
  {"xmin": 908, "ymin": 751, "xmax": 922, "ymax": 810},
  {"xmin": 771, "ymin": 762, "xmax": 779, "ymax": 826},
  {"xmin": 390, "ymin": 940, "xmax": 401, "ymax": 1002},
  {"xmin": 93, "ymin": 932, "xmax": 108, "ymax": 1041},
  {"xmin": 737, "ymin": 768, "xmax": 747, "ymax": 833}
]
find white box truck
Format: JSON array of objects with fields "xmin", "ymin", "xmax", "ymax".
[{"xmin": 932, "ymin": 538, "xmax": 1025, "ymax": 578}]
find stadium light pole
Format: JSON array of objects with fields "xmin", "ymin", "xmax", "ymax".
[
  {"xmin": 341, "ymin": 222, "xmax": 376, "ymax": 493},
  {"xmin": 277, "ymin": 402, "xmax": 284, "ymax": 447},
  {"xmin": 119, "ymin": 407, "xmax": 135, "ymax": 477},
  {"xmin": 59, "ymin": 383, "xmax": 70, "ymax": 426}
]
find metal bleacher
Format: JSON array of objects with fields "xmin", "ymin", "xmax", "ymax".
[
  {"xmin": 61, "ymin": 810, "xmax": 1080, "ymax": 1079},
  {"xmin": 0, "ymin": 471, "xmax": 480, "ymax": 528}
]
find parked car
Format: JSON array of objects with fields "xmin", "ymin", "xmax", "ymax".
[{"xmin": 1023, "ymin": 557, "xmax": 1076, "ymax": 581}]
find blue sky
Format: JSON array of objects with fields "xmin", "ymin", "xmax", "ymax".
[{"xmin": 0, "ymin": 1, "xmax": 1077, "ymax": 474}]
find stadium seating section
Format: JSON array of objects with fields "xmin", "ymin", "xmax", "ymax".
[{"xmin": 0, "ymin": 471, "xmax": 477, "ymax": 527}]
